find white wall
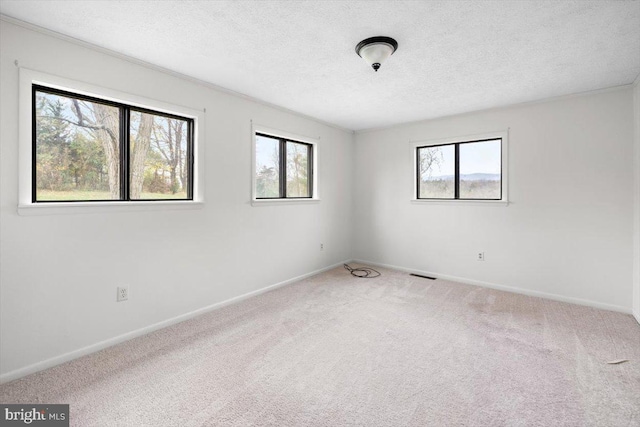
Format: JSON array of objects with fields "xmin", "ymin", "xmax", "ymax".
[
  {"xmin": 0, "ymin": 20, "xmax": 354, "ymax": 379},
  {"xmin": 634, "ymin": 77, "xmax": 640, "ymax": 323},
  {"xmin": 353, "ymin": 88, "xmax": 635, "ymax": 313}
]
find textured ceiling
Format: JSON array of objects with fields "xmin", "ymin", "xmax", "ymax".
[{"xmin": 1, "ymin": 0, "xmax": 639, "ymax": 131}]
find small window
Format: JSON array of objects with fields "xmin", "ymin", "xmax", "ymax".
[
  {"xmin": 255, "ymin": 132, "xmax": 313, "ymax": 199},
  {"xmin": 417, "ymin": 138, "xmax": 502, "ymax": 200},
  {"xmin": 33, "ymin": 85, "xmax": 193, "ymax": 202}
]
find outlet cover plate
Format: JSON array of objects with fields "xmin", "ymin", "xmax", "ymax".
[{"xmin": 117, "ymin": 286, "xmax": 129, "ymax": 302}]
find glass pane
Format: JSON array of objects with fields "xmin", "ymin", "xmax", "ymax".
[
  {"xmin": 459, "ymin": 139, "xmax": 501, "ymax": 199},
  {"xmin": 129, "ymin": 111, "xmax": 189, "ymax": 200},
  {"xmin": 286, "ymin": 141, "xmax": 310, "ymax": 198},
  {"xmin": 35, "ymin": 90, "xmax": 119, "ymax": 201},
  {"xmin": 418, "ymin": 145, "xmax": 455, "ymax": 198},
  {"xmin": 255, "ymin": 135, "xmax": 280, "ymax": 198}
]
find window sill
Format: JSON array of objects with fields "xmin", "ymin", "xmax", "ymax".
[
  {"xmin": 410, "ymin": 199, "xmax": 509, "ymax": 206},
  {"xmin": 18, "ymin": 201, "xmax": 204, "ymax": 216},
  {"xmin": 251, "ymin": 198, "xmax": 320, "ymax": 206}
]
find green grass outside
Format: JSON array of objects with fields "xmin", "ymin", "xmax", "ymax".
[{"xmin": 36, "ymin": 189, "xmax": 188, "ymax": 201}]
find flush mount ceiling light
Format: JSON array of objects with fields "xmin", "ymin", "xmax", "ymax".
[{"xmin": 355, "ymin": 36, "xmax": 398, "ymax": 72}]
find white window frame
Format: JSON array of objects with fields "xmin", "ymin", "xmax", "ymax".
[
  {"xmin": 251, "ymin": 123, "xmax": 319, "ymax": 205},
  {"xmin": 18, "ymin": 68, "xmax": 205, "ymax": 215},
  {"xmin": 410, "ymin": 130, "xmax": 509, "ymax": 205}
]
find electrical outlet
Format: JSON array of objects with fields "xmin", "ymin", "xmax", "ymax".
[
  {"xmin": 477, "ymin": 252, "xmax": 485, "ymax": 261},
  {"xmin": 320, "ymin": 243, "xmax": 324, "ymax": 251},
  {"xmin": 117, "ymin": 286, "xmax": 129, "ymax": 302}
]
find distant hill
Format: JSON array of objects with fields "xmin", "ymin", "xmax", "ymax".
[{"xmin": 427, "ymin": 173, "xmax": 500, "ymax": 181}]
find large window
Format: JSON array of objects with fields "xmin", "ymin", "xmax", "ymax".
[
  {"xmin": 417, "ymin": 138, "xmax": 503, "ymax": 200},
  {"xmin": 33, "ymin": 85, "xmax": 193, "ymax": 202},
  {"xmin": 255, "ymin": 132, "xmax": 313, "ymax": 199}
]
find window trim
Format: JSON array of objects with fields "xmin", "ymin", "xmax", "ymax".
[
  {"xmin": 251, "ymin": 123, "xmax": 319, "ymax": 205},
  {"xmin": 410, "ymin": 130, "xmax": 509, "ymax": 205},
  {"xmin": 18, "ymin": 68, "xmax": 205, "ymax": 215}
]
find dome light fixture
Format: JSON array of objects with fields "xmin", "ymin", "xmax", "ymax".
[{"xmin": 355, "ymin": 36, "xmax": 398, "ymax": 72}]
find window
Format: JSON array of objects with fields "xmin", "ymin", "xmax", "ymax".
[
  {"xmin": 254, "ymin": 132, "xmax": 314, "ymax": 199},
  {"xmin": 416, "ymin": 136, "xmax": 505, "ymax": 201},
  {"xmin": 33, "ymin": 85, "xmax": 193, "ymax": 202}
]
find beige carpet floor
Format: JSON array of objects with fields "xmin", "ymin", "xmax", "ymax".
[{"xmin": 1, "ymin": 266, "xmax": 639, "ymax": 426}]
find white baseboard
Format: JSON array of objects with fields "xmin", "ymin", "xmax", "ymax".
[
  {"xmin": 353, "ymin": 259, "xmax": 632, "ymax": 315},
  {"xmin": 0, "ymin": 260, "xmax": 349, "ymax": 384},
  {"xmin": 634, "ymin": 310, "xmax": 640, "ymax": 325}
]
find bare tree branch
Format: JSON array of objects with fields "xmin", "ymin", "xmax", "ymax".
[
  {"xmin": 38, "ymin": 115, "xmax": 109, "ymax": 134},
  {"xmin": 152, "ymin": 126, "xmax": 172, "ymax": 163},
  {"xmin": 70, "ymin": 99, "xmax": 86, "ymax": 127}
]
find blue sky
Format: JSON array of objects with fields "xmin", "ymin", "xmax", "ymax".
[{"xmin": 424, "ymin": 139, "xmax": 501, "ymax": 178}]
